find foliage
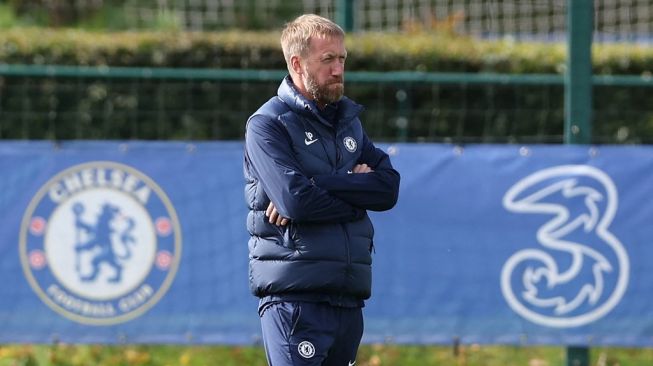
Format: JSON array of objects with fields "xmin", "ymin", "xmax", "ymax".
[
  {"xmin": 0, "ymin": 28, "xmax": 652, "ymax": 75},
  {"xmin": 1, "ymin": 344, "xmax": 653, "ymax": 366},
  {"xmin": 0, "ymin": 28, "xmax": 284, "ymax": 69},
  {"xmin": 0, "ymin": 0, "xmax": 303, "ymax": 31},
  {"xmin": 7, "ymin": 0, "xmax": 108, "ymax": 27}
]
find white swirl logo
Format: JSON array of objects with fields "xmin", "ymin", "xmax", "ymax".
[{"xmin": 500, "ymin": 165, "xmax": 629, "ymax": 328}]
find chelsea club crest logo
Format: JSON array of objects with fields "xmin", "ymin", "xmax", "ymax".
[{"xmin": 19, "ymin": 161, "xmax": 182, "ymax": 325}]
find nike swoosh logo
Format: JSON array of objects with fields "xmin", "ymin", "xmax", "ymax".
[
  {"xmin": 348, "ymin": 361, "xmax": 356, "ymax": 366},
  {"xmin": 305, "ymin": 139, "xmax": 319, "ymax": 146}
]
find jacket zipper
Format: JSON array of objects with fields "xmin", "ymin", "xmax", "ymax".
[
  {"xmin": 305, "ymin": 107, "xmax": 351, "ymax": 304},
  {"xmin": 335, "ymin": 125, "xmax": 351, "ymax": 305}
]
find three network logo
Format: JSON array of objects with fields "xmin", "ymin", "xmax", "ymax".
[{"xmin": 500, "ymin": 165, "xmax": 629, "ymax": 328}]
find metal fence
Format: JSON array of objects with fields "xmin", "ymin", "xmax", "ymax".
[
  {"xmin": 4, "ymin": 0, "xmax": 653, "ymax": 41},
  {"xmin": 1, "ymin": 65, "xmax": 652, "ymax": 143}
]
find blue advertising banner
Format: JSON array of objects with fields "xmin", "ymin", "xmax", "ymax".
[{"xmin": 0, "ymin": 141, "xmax": 652, "ymax": 346}]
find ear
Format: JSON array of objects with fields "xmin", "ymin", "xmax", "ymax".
[{"xmin": 290, "ymin": 55, "xmax": 303, "ymax": 76}]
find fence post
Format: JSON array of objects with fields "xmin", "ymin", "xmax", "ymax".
[
  {"xmin": 564, "ymin": 0, "xmax": 593, "ymax": 363},
  {"xmin": 565, "ymin": 0, "xmax": 593, "ymax": 145},
  {"xmin": 336, "ymin": 0, "xmax": 355, "ymax": 32}
]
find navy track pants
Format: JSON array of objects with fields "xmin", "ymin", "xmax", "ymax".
[{"xmin": 260, "ymin": 301, "xmax": 363, "ymax": 366}]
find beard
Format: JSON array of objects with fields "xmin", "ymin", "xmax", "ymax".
[{"xmin": 304, "ymin": 70, "xmax": 344, "ymax": 105}]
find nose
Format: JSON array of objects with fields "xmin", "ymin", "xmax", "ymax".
[{"xmin": 332, "ymin": 60, "xmax": 344, "ymax": 76}]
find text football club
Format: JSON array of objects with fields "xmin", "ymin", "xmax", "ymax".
[{"xmin": 19, "ymin": 161, "xmax": 182, "ymax": 325}]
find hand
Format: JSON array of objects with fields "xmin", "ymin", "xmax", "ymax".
[
  {"xmin": 352, "ymin": 163, "xmax": 374, "ymax": 173},
  {"xmin": 266, "ymin": 202, "xmax": 289, "ymax": 226}
]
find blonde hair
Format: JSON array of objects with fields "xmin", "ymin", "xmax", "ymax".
[{"xmin": 280, "ymin": 14, "xmax": 345, "ymax": 72}]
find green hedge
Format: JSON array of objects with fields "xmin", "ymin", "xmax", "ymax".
[
  {"xmin": 1, "ymin": 28, "xmax": 652, "ymax": 74},
  {"xmin": 1, "ymin": 29, "xmax": 653, "ymax": 142}
]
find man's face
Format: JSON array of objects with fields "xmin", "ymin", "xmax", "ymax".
[{"xmin": 302, "ymin": 36, "xmax": 347, "ymax": 105}]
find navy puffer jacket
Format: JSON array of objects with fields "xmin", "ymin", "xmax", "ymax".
[{"xmin": 244, "ymin": 76, "xmax": 400, "ymax": 302}]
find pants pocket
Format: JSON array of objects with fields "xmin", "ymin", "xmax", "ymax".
[{"xmin": 272, "ymin": 302, "xmax": 302, "ymax": 341}]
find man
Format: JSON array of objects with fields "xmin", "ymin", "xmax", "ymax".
[{"xmin": 244, "ymin": 14, "xmax": 400, "ymax": 365}]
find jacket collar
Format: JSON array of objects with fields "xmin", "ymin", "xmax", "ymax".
[{"xmin": 277, "ymin": 75, "xmax": 363, "ymax": 128}]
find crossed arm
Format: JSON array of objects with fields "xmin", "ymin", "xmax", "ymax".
[{"xmin": 266, "ymin": 163, "xmax": 374, "ymax": 226}]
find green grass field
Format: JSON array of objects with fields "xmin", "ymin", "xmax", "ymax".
[{"xmin": 1, "ymin": 344, "xmax": 652, "ymax": 366}]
